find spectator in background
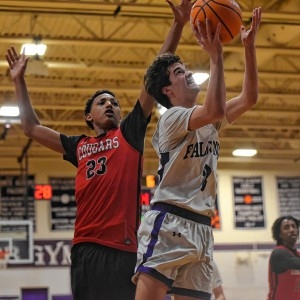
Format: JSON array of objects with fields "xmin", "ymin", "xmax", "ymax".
[{"xmin": 267, "ymin": 216, "xmax": 300, "ymax": 300}]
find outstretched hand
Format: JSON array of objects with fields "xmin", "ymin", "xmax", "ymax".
[
  {"xmin": 5, "ymin": 47, "xmax": 30, "ymax": 81},
  {"xmin": 192, "ymin": 19, "xmax": 223, "ymax": 61},
  {"xmin": 240, "ymin": 7, "xmax": 261, "ymax": 46},
  {"xmin": 166, "ymin": 0, "xmax": 194, "ymax": 26}
]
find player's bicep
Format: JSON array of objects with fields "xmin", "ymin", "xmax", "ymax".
[
  {"xmin": 189, "ymin": 105, "xmax": 221, "ymax": 131},
  {"xmin": 29, "ymin": 125, "xmax": 65, "ymax": 154}
]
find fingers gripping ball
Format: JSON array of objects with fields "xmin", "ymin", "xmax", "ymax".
[{"xmin": 190, "ymin": 0, "xmax": 243, "ymax": 45}]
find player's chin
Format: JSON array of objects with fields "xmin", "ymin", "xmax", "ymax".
[
  {"xmin": 188, "ymin": 84, "xmax": 201, "ymax": 92},
  {"xmin": 289, "ymin": 236, "xmax": 298, "ymax": 243},
  {"xmin": 104, "ymin": 118, "xmax": 119, "ymax": 128}
]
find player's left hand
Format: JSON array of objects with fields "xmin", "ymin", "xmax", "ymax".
[
  {"xmin": 193, "ymin": 18, "xmax": 223, "ymax": 61},
  {"xmin": 240, "ymin": 7, "xmax": 261, "ymax": 46},
  {"xmin": 166, "ymin": 0, "xmax": 195, "ymax": 26},
  {"xmin": 6, "ymin": 46, "xmax": 30, "ymax": 81}
]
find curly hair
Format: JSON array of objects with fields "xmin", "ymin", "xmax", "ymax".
[
  {"xmin": 271, "ymin": 216, "xmax": 300, "ymax": 245},
  {"xmin": 84, "ymin": 89, "xmax": 116, "ymax": 129},
  {"xmin": 144, "ymin": 53, "xmax": 182, "ymax": 109}
]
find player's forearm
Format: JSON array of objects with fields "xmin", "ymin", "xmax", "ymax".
[
  {"xmin": 204, "ymin": 56, "xmax": 226, "ymax": 121},
  {"xmin": 241, "ymin": 46, "xmax": 258, "ymax": 107},
  {"xmin": 159, "ymin": 20, "xmax": 185, "ymax": 55},
  {"xmin": 13, "ymin": 77, "xmax": 41, "ymax": 136}
]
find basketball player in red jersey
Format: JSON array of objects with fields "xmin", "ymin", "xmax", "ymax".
[
  {"xmin": 5, "ymin": 1, "xmax": 194, "ymax": 299},
  {"xmin": 268, "ymin": 216, "xmax": 300, "ymax": 300}
]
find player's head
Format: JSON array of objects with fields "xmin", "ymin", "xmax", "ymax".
[
  {"xmin": 84, "ymin": 89, "xmax": 120, "ymax": 129},
  {"xmin": 144, "ymin": 53, "xmax": 182, "ymax": 109},
  {"xmin": 271, "ymin": 216, "xmax": 299, "ymax": 246}
]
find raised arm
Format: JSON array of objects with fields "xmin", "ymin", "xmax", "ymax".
[
  {"xmin": 225, "ymin": 7, "xmax": 261, "ymax": 124},
  {"xmin": 188, "ymin": 20, "xmax": 226, "ymax": 130},
  {"xmin": 139, "ymin": 0, "xmax": 193, "ymax": 118},
  {"xmin": 6, "ymin": 47, "xmax": 65, "ymax": 154},
  {"xmin": 159, "ymin": 0, "xmax": 193, "ymax": 54}
]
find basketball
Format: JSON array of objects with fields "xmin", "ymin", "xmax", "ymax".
[{"xmin": 190, "ymin": 0, "xmax": 243, "ymax": 45}]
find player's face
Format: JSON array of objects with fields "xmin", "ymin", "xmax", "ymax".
[
  {"xmin": 86, "ymin": 93, "xmax": 121, "ymax": 130},
  {"xmin": 280, "ymin": 219, "xmax": 299, "ymax": 247},
  {"xmin": 165, "ymin": 63, "xmax": 200, "ymax": 106}
]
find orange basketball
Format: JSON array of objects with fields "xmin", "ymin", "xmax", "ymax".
[{"xmin": 190, "ymin": 0, "xmax": 243, "ymax": 45}]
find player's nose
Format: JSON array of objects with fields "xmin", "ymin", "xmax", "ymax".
[{"xmin": 105, "ymin": 100, "xmax": 113, "ymax": 107}]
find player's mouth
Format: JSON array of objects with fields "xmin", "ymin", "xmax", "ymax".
[
  {"xmin": 288, "ymin": 234, "xmax": 298, "ymax": 241},
  {"xmin": 105, "ymin": 108, "xmax": 114, "ymax": 117},
  {"xmin": 186, "ymin": 75, "xmax": 197, "ymax": 88}
]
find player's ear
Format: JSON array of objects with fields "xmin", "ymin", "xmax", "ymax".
[
  {"xmin": 162, "ymin": 86, "xmax": 170, "ymax": 96},
  {"xmin": 85, "ymin": 113, "xmax": 92, "ymax": 122}
]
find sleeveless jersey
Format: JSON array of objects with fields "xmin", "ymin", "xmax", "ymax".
[
  {"xmin": 268, "ymin": 245, "xmax": 300, "ymax": 300},
  {"xmin": 61, "ymin": 101, "xmax": 149, "ymax": 253},
  {"xmin": 151, "ymin": 106, "xmax": 223, "ymax": 217}
]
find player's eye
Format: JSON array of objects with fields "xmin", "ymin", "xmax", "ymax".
[{"xmin": 175, "ymin": 70, "xmax": 185, "ymax": 76}]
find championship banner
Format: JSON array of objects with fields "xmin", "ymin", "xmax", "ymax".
[
  {"xmin": 49, "ymin": 177, "xmax": 76, "ymax": 231},
  {"xmin": 233, "ymin": 176, "xmax": 265, "ymax": 228},
  {"xmin": 276, "ymin": 176, "xmax": 300, "ymax": 220}
]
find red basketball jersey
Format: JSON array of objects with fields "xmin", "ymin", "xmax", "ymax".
[
  {"xmin": 61, "ymin": 102, "xmax": 148, "ymax": 253},
  {"xmin": 268, "ymin": 245, "xmax": 300, "ymax": 300}
]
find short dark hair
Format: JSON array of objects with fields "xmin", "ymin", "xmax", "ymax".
[
  {"xmin": 271, "ymin": 216, "xmax": 300, "ymax": 245},
  {"xmin": 84, "ymin": 89, "xmax": 116, "ymax": 129},
  {"xmin": 144, "ymin": 53, "xmax": 182, "ymax": 109}
]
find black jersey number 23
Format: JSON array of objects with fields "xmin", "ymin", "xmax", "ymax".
[{"xmin": 86, "ymin": 156, "xmax": 107, "ymax": 179}]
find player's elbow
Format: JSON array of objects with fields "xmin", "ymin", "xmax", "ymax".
[
  {"xmin": 246, "ymin": 93, "xmax": 258, "ymax": 109},
  {"xmin": 251, "ymin": 92, "xmax": 259, "ymax": 106},
  {"xmin": 23, "ymin": 127, "xmax": 34, "ymax": 138},
  {"xmin": 22, "ymin": 123, "xmax": 39, "ymax": 139},
  {"xmin": 245, "ymin": 86, "xmax": 259, "ymax": 106}
]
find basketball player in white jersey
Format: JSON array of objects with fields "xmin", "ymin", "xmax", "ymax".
[{"xmin": 133, "ymin": 7, "xmax": 261, "ymax": 300}]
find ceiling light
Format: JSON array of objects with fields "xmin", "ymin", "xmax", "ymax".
[
  {"xmin": 20, "ymin": 37, "xmax": 47, "ymax": 56},
  {"xmin": 21, "ymin": 43, "xmax": 47, "ymax": 56},
  {"xmin": 232, "ymin": 149, "xmax": 257, "ymax": 157},
  {"xmin": 192, "ymin": 72, "xmax": 209, "ymax": 85},
  {"xmin": 0, "ymin": 106, "xmax": 19, "ymax": 117}
]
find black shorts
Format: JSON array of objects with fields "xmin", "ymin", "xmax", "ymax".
[{"xmin": 71, "ymin": 243, "xmax": 136, "ymax": 300}]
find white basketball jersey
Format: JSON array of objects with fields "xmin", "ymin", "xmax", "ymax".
[{"xmin": 151, "ymin": 106, "xmax": 225, "ymax": 217}]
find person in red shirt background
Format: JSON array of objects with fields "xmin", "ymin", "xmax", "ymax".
[{"xmin": 267, "ymin": 216, "xmax": 300, "ymax": 300}]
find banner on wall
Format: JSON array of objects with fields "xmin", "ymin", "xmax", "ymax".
[
  {"xmin": 0, "ymin": 175, "xmax": 35, "ymax": 227},
  {"xmin": 49, "ymin": 177, "xmax": 76, "ymax": 231},
  {"xmin": 276, "ymin": 176, "xmax": 300, "ymax": 220},
  {"xmin": 233, "ymin": 176, "xmax": 265, "ymax": 228}
]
